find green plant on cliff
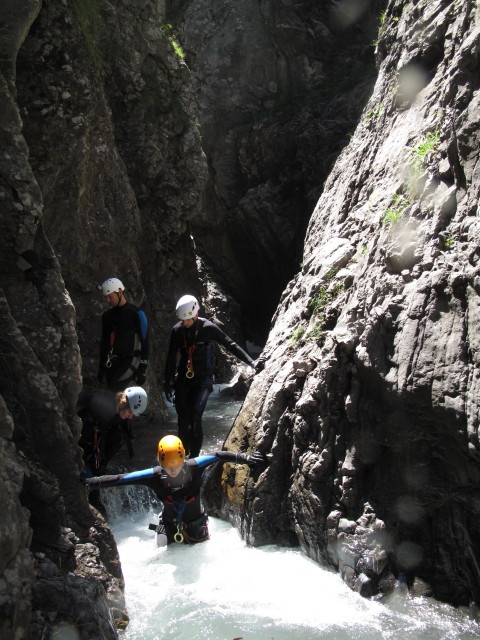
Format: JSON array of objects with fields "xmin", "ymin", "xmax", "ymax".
[
  {"xmin": 290, "ymin": 326, "xmax": 306, "ymax": 346},
  {"xmin": 444, "ymin": 234, "xmax": 455, "ymax": 249},
  {"xmin": 382, "ymin": 193, "xmax": 410, "ymax": 226},
  {"xmin": 305, "ymin": 277, "xmax": 343, "ymax": 344},
  {"xmin": 74, "ymin": 0, "xmax": 100, "ymax": 58},
  {"xmin": 410, "ymin": 131, "xmax": 440, "ymax": 172},
  {"xmin": 366, "ymin": 103, "xmax": 385, "ymax": 120},
  {"xmin": 160, "ymin": 24, "xmax": 186, "ymax": 59}
]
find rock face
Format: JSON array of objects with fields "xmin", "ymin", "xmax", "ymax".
[
  {"xmin": 217, "ymin": 0, "xmax": 480, "ymax": 606},
  {"xmin": 0, "ymin": 1, "xmax": 207, "ymax": 638},
  {"xmin": 167, "ymin": 0, "xmax": 383, "ymax": 343},
  {"xmin": 3, "ymin": 0, "xmax": 480, "ymax": 638},
  {"xmin": 14, "ymin": 0, "xmax": 208, "ymax": 404}
]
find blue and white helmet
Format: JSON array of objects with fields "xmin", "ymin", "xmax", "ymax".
[
  {"xmin": 176, "ymin": 295, "xmax": 200, "ymax": 320},
  {"xmin": 125, "ymin": 386, "xmax": 148, "ymax": 416},
  {"xmin": 101, "ymin": 278, "xmax": 124, "ymax": 296}
]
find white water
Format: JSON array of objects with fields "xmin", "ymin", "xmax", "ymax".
[{"xmin": 102, "ymin": 387, "xmax": 480, "ymax": 640}]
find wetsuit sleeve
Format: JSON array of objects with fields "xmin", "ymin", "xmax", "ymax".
[
  {"xmin": 83, "ymin": 467, "xmax": 161, "ymax": 488},
  {"xmin": 190, "ymin": 452, "xmax": 249, "ymax": 467},
  {"xmin": 137, "ymin": 309, "xmax": 149, "ymax": 363},
  {"xmin": 164, "ymin": 328, "xmax": 179, "ymax": 385},
  {"xmin": 209, "ymin": 323, "xmax": 255, "ymax": 367}
]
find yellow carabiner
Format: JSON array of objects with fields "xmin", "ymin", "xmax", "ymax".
[
  {"xmin": 186, "ymin": 370, "xmax": 194, "ymax": 379},
  {"xmin": 174, "ymin": 529, "xmax": 184, "ymax": 544}
]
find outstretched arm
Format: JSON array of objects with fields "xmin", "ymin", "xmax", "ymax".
[
  {"xmin": 191, "ymin": 451, "xmax": 267, "ymax": 469},
  {"xmin": 209, "ymin": 323, "xmax": 255, "ymax": 367},
  {"xmin": 82, "ymin": 467, "xmax": 161, "ymax": 488}
]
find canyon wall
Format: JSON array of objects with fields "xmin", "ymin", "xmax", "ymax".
[{"xmin": 218, "ymin": 0, "xmax": 480, "ymax": 607}]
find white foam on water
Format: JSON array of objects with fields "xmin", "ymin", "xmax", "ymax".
[{"xmin": 110, "ymin": 513, "xmax": 480, "ymax": 640}]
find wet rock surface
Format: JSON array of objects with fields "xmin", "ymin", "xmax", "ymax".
[
  {"xmin": 2, "ymin": 1, "xmax": 480, "ymax": 638},
  {"xmin": 216, "ymin": 0, "xmax": 480, "ymax": 608}
]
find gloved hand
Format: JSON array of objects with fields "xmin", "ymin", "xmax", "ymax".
[
  {"xmin": 246, "ymin": 451, "xmax": 267, "ymax": 468},
  {"xmin": 136, "ymin": 364, "xmax": 147, "ymax": 386},
  {"xmin": 254, "ymin": 357, "xmax": 266, "ymax": 374},
  {"xmin": 164, "ymin": 383, "xmax": 175, "ymax": 404}
]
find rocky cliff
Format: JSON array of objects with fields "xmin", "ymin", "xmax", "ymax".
[
  {"xmin": 167, "ymin": 0, "xmax": 383, "ymax": 343},
  {"xmin": 1, "ymin": 0, "xmax": 207, "ymax": 638},
  {"xmin": 218, "ymin": 0, "xmax": 480, "ymax": 608},
  {"xmin": 2, "ymin": 0, "xmax": 480, "ymax": 638}
]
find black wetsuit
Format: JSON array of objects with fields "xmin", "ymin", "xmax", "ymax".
[
  {"xmin": 99, "ymin": 302, "xmax": 149, "ymax": 392},
  {"xmin": 77, "ymin": 390, "xmax": 130, "ymax": 476},
  {"xmin": 164, "ymin": 318, "xmax": 254, "ymax": 457},
  {"xmin": 84, "ymin": 451, "xmax": 251, "ymax": 543}
]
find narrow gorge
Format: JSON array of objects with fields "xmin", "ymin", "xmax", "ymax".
[{"xmin": 1, "ymin": 1, "xmax": 480, "ymax": 638}]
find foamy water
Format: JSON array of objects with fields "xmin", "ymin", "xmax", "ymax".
[
  {"xmin": 101, "ymin": 387, "xmax": 480, "ymax": 640},
  {"xmin": 110, "ymin": 510, "xmax": 480, "ymax": 640}
]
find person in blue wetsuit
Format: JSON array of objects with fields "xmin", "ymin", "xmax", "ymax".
[
  {"xmin": 82, "ymin": 435, "xmax": 265, "ymax": 546},
  {"xmin": 98, "ymin": 278, "xmax": 149, "ymax": 392},
  {"xmin": 164, "ymin": 295, "xmax": 263, "ymax": 458}
]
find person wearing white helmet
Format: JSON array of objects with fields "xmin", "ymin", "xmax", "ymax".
[
  {"xmin": 164, "ymin": 295, "xmax": 258, "ymax": 457},
  {"xmin": 97, "ymin": 277, "xmax": 150, "ymax": 392},
  {"xmin": 78, "ymin": 385, "xmax": 148, "ymax": 486}
]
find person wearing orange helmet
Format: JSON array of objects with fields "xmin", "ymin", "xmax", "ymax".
[{"xmin": 83, "ymin": 434, "xmax": 266, "ymax": 546}]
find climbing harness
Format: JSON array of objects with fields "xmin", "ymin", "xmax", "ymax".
[
  {"xmin": 183, "ymin": 321, "xmax": 201, "ymax": 379},
  {"xmin": 171, "ymin": 500, "xmax": 186, "ymax": 543},
  {"xmin": 186, "ymin": 344, "xmax": 197, "ymax": 378},
  {"xmin": 182, "ymin": 514, "xmax": 210, "ymax": 544},
  {"xmin": 105, "ymin": 331, "xmax": 116, "ymax": 369},
  {"xmin": 165, "ymin": 496, "xmax": 196, "ymax": 544}
]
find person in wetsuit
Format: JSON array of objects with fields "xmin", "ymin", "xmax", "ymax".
[
  {"xmin": 78, "ymin": 386, "xmax": 148, "ymax": 477},
  {"xmin": 164, "ymin": 294, "xmax": 263, "ymax": 458},
  {"xmin": 82, "ymin": 434, "xmax": 266, "ymax": 546},
  {"xmin": 98, "ymin": 278, "xmax": 149, "ymax": 392}
]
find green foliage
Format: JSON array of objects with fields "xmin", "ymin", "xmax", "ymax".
[
  {"xmin": 309, "ymin": 270, "xmax": 342, "ymax": 316},
  {"xmin": 366, "ymin": 104, "xmax": 384, "ymax": 120},
  {"xmin": 290, "ymin": 326, "xmax": 306, "ymax": 346},
  {"xmin": 160, "ymin": 24, "xmax": 186, "ymax": 59},
  {"xmin": 444, "ymin": 235, "xmax": 455, "ymax": 249},
  {"xmin": 411, "ymin": 131, "xmax": 440, "ymax": 172},
  {"xmin": 382, "ymin": 193, "xmax": 409, "ymax": 226},
  {"xmin": 308, "ymin": 320, "xmax": 326, "ymax": 344}
]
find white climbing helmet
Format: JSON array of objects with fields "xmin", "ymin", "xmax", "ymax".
[
  {"xmin": 125, "ymin": 386, "xmax": 148, "ymax": 416},
  {"xmin": 176, "ymin": 294, "xmax": 200, "ymax": 320},
  {"xmin": 101, "ymin": 278, "xmax": 124, "ymax": 296}
]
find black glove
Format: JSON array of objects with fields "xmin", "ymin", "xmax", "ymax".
[
  {"xmin": 245, "ymin": 451, "xmax": 267, "ymax": 468},
  {"xmin": 254, "ymin": 357, "xmax": 266, "ymax": 374},
  {"xmin": 136, "ymin": 364, "xmax": 147, "ymax": 386},
  {"xmin": 164, "ymin": 383, "xmax": 175, "ymax": 404}
]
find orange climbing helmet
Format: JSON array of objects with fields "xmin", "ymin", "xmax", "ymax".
[{"xmin": 158, "ymin": 435, "xmax": 185, "ymax": 467}]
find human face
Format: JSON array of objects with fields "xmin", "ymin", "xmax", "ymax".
[
  {"xmin": 163, "ymin": 463, "xmax": 183, "ymax": 477},
  {"xmin": 119, "ymin": 406, "xmax": 133, "ymax": 419},
  {"xmin": 105, "ymin": 290, "xmax": 124, "ymax": 307},
  {"xmin": 181, "ymin": 313, "xmax": 198, "ymax": 328}
]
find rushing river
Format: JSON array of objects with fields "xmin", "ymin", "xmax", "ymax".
[{"xmin": 101, "ymin": 387, "xmax": 480, "ymax": 640}]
